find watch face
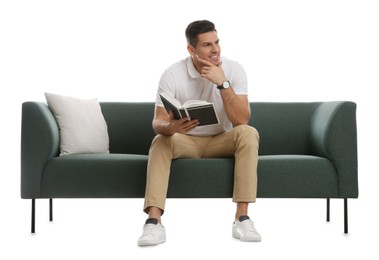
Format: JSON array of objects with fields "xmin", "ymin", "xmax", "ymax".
[{"xmin": 223, "ymin": 81, "xmax": 230, "ymax": 89}]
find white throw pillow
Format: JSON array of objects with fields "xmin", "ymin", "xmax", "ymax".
[{"xmin": 45, "ymin": 93, "xmax": 110, "ymax": 156}]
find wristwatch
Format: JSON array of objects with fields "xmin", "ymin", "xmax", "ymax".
[{"xmin": 217, "ymin": 80, "xmax": 230, "ymax": 90}]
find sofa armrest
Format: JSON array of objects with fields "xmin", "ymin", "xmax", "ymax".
[
  {"xmin": 21, "ymin": 102, "xmax": 60, "ymax": 198},
  {"xmin": 310, "ymin": 101, "xmax": 358, "ymax": 198}
]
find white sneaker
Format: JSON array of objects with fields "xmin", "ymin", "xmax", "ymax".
[
  {"xmin": 138, "ymin": 218, "xmax": 166, "ymax": 246},
  {"xmin": 232, "ymin": 215, "xmax": 261, "ymax": 242}
]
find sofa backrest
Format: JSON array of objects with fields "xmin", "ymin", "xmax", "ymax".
[
  {"xmin": 249, "ymin": 102, "xmax": 321, "ymax": 155},
  {"xmin": 100, "ymin": 102, "xmax": 321, "ymax": 156},
  {"xmin": 100, "ymin": 102, "xmax": 156, "ymax": 155}
]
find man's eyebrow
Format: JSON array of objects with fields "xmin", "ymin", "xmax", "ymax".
[{"xmin": 202, "ymin": 39, "xmax": 220, "ymax": 45}]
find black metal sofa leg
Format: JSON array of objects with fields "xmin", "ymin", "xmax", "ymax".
[
  {"xmin": 31, "ymin": 199, "xmax": 35, "ymax": 233},
  {"xmin": 31, "ymin": 198, "xmax": 53, "ymax": 233},
  {"xmin": 344, "ymin": 198, "xmax": 348, "ymax": 234},
  {"xmin": 50, "ymin": 198, "xmax": 53, "ymax": 222},
  {"xmin": 326, "ymin": 198, "xmax": 330, "ymax": 222},
  {"xmin": 326, "ymin": 198, "xmax": 349, "ymax": 234}
]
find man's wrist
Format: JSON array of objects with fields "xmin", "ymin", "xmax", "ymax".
[
  {"xmin": 217, "ymin": 80, "xmax": 230, "ymax": 90},
  {"xmin": 216, "ymin": 78, "xmax": 228, "ymax": 86}
]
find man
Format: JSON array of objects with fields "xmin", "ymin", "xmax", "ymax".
[{"xmin": 138, "ymin": 20, "xmax": 260, "ymax": 246}]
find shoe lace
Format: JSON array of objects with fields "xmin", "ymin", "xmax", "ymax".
[{"xmin": 143, "ymin": 224, "xmax": 156, "ymax": 234}]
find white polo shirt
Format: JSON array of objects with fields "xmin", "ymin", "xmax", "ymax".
[{"xmin": 156, "ymin": 56, "xmax": 248, "ymax": 136}]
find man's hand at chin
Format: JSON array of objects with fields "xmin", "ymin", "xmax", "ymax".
[{"xmin": 195, "ymin": 56, "xmax": 226, "ymax": 86}]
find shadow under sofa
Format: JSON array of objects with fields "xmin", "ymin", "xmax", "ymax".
[{"xmin": 20, "ymin": 101, "xmax": 358, "ymax": 234}]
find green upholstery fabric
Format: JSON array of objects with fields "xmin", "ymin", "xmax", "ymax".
[
  {"xmin": 21, "ymin": 101, "xmax": 358, "ymax": 200},
  {"xmin": 100, "ymin": 102, "xmax": 156, "ymax": 155},
  {"xmin": 310, "ymin": 101, "xmax": 358, "ymax": 197},
  {"xmin": 168, "ymin": 159, "xmax": 234, "ymax": 198},
  {"xmin": 249, "ymin": 102, "xmax": 319, "ymax": 155},
  {"xmin": 39, "ymin": 155, "xmax": 338, "ymax": 199},
  {"xmin": 41, "ymin": 154, "xmax": 148, "ymax": 198},
  {"xmin": 257, "ymin": 155, "xmax": 338, "ymax": 198},
  {"xmin": 21, "ymin": 102, "xmax": 59, "ymax": 198}
]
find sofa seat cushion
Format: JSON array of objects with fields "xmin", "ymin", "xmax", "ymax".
[
  {"xmin": 40, "ymin": 154, "xmax": 338, "ymax": 199},
  {"xmin": 257, "ymin": 155, "xmax": 338, "ymax": 198},
  {"xmin": 167, "ymin": 155, "xmax": 338, "ymax": 199},
  {"xmin": 41, "ymin": 154, "xmax": 148, "ymax": 198},
  {"xmin": 168, "ymin": 158, "xmax": 235, "ymax": 198}
]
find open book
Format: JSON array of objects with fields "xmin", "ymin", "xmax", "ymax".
[{"xmin": 159, "ymin": 93, "xmax": 219, "ymax": 126}]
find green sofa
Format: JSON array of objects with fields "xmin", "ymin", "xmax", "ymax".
[{"xmin": 21, "ymin": 101, "xmax": 358, "ymax": 234}]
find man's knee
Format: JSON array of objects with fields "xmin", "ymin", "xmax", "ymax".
[
  {"xmin": 234, "ymin": 125, "xmax": 260, "ymax": 143},
  {"xmin": 150, "ymin": 134, "xmax": 171, "ymax": 152}
]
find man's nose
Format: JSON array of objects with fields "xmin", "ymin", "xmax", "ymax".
[{"xmin": 211, "ymin": 44, "xmax": 219, "ymax": 52}]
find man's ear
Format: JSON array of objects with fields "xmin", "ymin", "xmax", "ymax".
[{"xmin": 187, "ymin": 45, "xmax": 195, "ymax": 55}]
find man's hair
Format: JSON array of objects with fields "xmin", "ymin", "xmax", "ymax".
[{"xmin": 185, "ymin": 20, "xmax": 216, "ymax": 47}]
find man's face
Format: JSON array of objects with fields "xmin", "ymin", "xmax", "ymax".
[{"xmin": 189, "ymin": 31, "xmax": 221, "ymax": 67}]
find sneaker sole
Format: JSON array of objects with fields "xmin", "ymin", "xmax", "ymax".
[
  {"xmin": 233, "ymin": 231, "xmax": 261, "ymax": 242},
  {"xmin": 138, "ymin": 239, "xmax": 166, "ymax": 246}
]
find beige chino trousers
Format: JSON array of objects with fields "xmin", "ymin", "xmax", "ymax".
[{"xmin": 143, "ymin": 125, "xmax": 259, "ymax": 213}]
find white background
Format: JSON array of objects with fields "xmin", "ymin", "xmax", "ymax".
[{"xmin": 1, "ymin": 0, "xmax": 378, "ymax": 259}]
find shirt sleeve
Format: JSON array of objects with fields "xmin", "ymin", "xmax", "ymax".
[
  {"xmin": 155, "ymin": 69, "xmax": 176, "ymax": 107},
  {"xmin": 228, "ymin": 61, "xmax": 248, "ymax": 95}
]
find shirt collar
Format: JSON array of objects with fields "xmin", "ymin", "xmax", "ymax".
[{"xmin": 186, "ymin": 56, "xmax": 202, "ymax": 79}]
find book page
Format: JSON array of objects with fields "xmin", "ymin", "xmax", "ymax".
[
  {"xmin": 160, "ymin": 93, "xmax": 183, "ymax": 108},
  {"xmin": 183, "ymin": 100, "xmax": 211, "ymax": 108}
]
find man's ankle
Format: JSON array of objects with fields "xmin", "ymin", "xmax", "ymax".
[{"xmin": 148, "ymin": 207, "xmax": 162, "ymax": 223}]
